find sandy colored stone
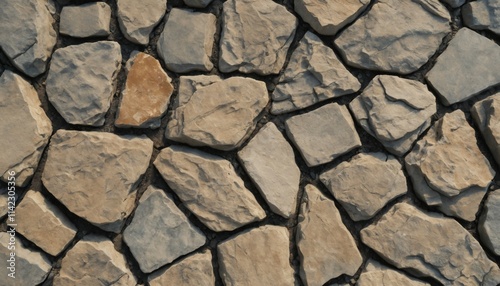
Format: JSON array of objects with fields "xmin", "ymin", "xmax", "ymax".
[
  {"xmin": 479, "ymin": 190, "xmax": 500, "ymax": 256},
  {"xmin": 184, "ymin": 0, "xmax": 213, "ymax": 8},
  {"xmin": 463, "ymin": 0, "xmax": 500, "ymax": 35},
  {"xmin": 472, "ymin": 93, "xmax": 500, "ymax": 166},
  {"xmin": 356, "ymin": 259, "xmax": 431, "ymax": 286},
  {"xmin": 0, "ymin": 188, "xmax": 8, "ymax": 218},
  {"xmin": 60, "ymin": 2, "xmax": 111, "ymax": 38},
  {"xmin": 117, "ymin": 0, "xmax": 166, "ymax": 45}
]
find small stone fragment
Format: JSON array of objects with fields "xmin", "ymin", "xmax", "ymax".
[
  {"xmin": 356, "ymin": 259, "xmax": 431, "ymax": 286},
  {"xmin": 0, "ymin": 188, "xmax": 8, "ymax": 218},
  {"xmin": 117, "ymin": 0, "xmax": 167, "ymax": 45},
  {"xmin": 462, "ymin": 0, "xmax": 500, "ymax": 35},
  {"xmin": 471, "ymin": 93, "xmax": 500, "ymax": 165},
  {"xmin": 183, "ymin": 0, "xmax": 214, "ymax": 8},
  {"xmin": 441, "ymin": 0, "xmax": 465, "ymax": 7},
  {"xmin": 60, "ymin": 2, "xmax": 111, "ymax": 38},
  {"xmin": 479, "ymin": 190, "xmax": 500, "ymax": 256}
]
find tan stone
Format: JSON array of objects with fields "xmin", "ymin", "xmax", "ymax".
[
  {"xmin": 356, "ymin": 259, "xmax": 430, "ymax": 286},
  {"xmin": 471, "ymin": 92, "xmax": 500, "ymax": 166}
]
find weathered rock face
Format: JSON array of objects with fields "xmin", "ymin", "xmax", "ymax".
[
  {"xmin": 463, "ymin": 0, "xmax": 500, "ymax": 36},
  {"xmin": 426, "ymin": 28, "xmax": 500, "ymax": 106},
  {"xmin": 0, "ymin": 188, "xmax": 8, "ymax": 218},
  {"xmin": 117, "ymin": 0, "xmax": 167, "ymax": 45},
  {"xmin": 349, "ymin": 75, "xmax": 436, "ymax": 156},
  {"xmin": 218, "ymin": 225, "xmax": 295, "ymax": 286},
  {"xmin": 46, "ymin": 41, "xmax": 122, "ymax": 126},
  {"xmin": 357, "ymin": 259, "xmax": 431, "ymax": 286},
  {"xmin": 272, "ymin": 32, "xmax": 360, "ymax": 114},
  {"xmin": 0, "ymin": 71, "xmax": 52, "ymax": 187},
  {"xmin": 219, "ymin": 0, "xmax": 298, "ymax": 75},
  {"xmin": 59, "ymin": 2, "xmax": 111, "ymax": 38},
  {"xmin": 0, "ymin": 0, "xmax": 57, "ymax": 77},
  {"xmin": 166, "ymin": 76, "xmax": 269, "ymax": 151},
  {"xmin": 123, "ymin": 186, "xmax": 206, "ymax": 273},
  {"xmin": 154, "ymin": 146, "xmax": 266, "ymax": 232},
  {"xmin": 297, "ymin": 185, "xmax": 363, "ymax": 286},
  {"xmin": 42, "ymin": 130, "xmax": 153, "ymax": 232},
  {"xmin": 54, "ymin": 235, "xmax": 136, "ymax": 286},
  {"xmin": 471, "ymin": 93, "xmax": 500, "ymax": 166},
  {"xmin": 405, "ymin": 110, "xmax": 495, "ymax": 221},
  {"xmin": 184, "ymin": 0, "xmax": 213, "ymax": 8},
  {"xmin": 115, "ymin": 52, "xmax": 173, "ymax": 128},
  {"xmin": 334, "ymin": 0, "xmax": 451, "ymax": 74},
  {"xmin": 321, "ymin": 153, "xmax": 407, "ymax": 221},
  {"xmin": 479, "ymin": 190, "xmax": 500, "ymax": 256},
  {"xmin": 361, "ymin": 203, "xmax": 500, "ymax": 286},
  {"xmin": 158, "ymin": 9, "xmax": 216, "ymax": 73}
]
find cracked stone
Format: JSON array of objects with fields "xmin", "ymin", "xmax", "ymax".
[
  {"xmin": 479, "ymin": 190, "xmax": 500, "ymax": 256},
  {"xmin": 356, "ymin": 259, "xmax": 431, "ymax": 286},
  {"xmin": 59, "ymin": 2, "xmax": 111, "ymax": 38},
  {"xmin": 117, "ymin": 0, "xmax": 167, "ymax": 45},
  {"xmin": 463, "ymin": 0, "xmax": 500, "ymax": 36},
  {"xmin": 471, "ymin": 93, "xmax": 500, "ymax": 166}
]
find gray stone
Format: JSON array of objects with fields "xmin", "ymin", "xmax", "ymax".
[
  {"xmin": 479, "ymin": 190, "xmax": 500, "ymax": 256},
  {"xmin": 46, "ymin": 41, "xmax": 122, "ymax": 126},
  {"xmin": 471, "ymin": 93, "xmax": 500, "ymax": 166},
  {"xmin": 441, "ymin": 0, "xmax": 465, "ymax": 7},
  {"xmin": 158, "ymin": 9, "xmax": 216, "ymax": 73},
  {"xmin": 0, "ymin": 71, "xmax": 52, "ymax": 187},
  {"xmin": 334, "ymin": 0, "xmax": 451, "ymax": 74},
  {"xmin": 42, "ymin": 130, "xmax": 153, "ymax": 232},
  {"xmin": 117, "ymin": 0, "xmax": 167, "ymax": 45},
  {"xmin": 272, "ymin": 32, "xmax": 360, "ymax": 114},
  {"xmin": 154, "ymin": 146, "xmax": 266, "ymax": 232},
  {"xmin": 219, "ymin": 0, "xmax": 298, "ymax": 75},
  {"xmin": 184, "ymin": 0, "xmax": 214, "ymax": 8},
  {"xmin": 285, "ymin": 103, "xmax": 361, "ymax": 166},
  {"xmin": 60, "ymin": 2, "xmax": 111, "ymax": 38},
  {"xmin": 356, "ymin": 259, "xmax": 431, "ymax": 286},
  {"xmin": 463, "ymin": 0, "xmax": 500, "ymax": 35}
]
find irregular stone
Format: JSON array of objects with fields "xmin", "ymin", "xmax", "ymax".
[
  {"xmin": 184, "ymin": 0, "xmax": 213, "ymax": 8},
  {"xmin": 334, "ymin": 0, "xmax": 451, "ymax": 74},
  {"xmin": 426, "ymin": 28, "xmax": 500, "ymax": 105},
  {"xmin": 285, "ymin": 103, "xmax": 361, "ymax": 166},
  {"xmin": 219, "ymin": 0, "xmax": 298, "ymax": 75},
  {"xmin": 441, "ymin": 0, "xmax": 465, "ymax": 7},
  {"xmin": 218, "ymin": 225, "xmax": 294, "ymax": 286},
  {"xmin": 59, "ymin": 2, "xmax": 111, "ymax": 38},
  {"xmin": 117, "ymin": 0, "xmax": 167, "ymax": 45},
  {"xmin": 361, "ymin": 203, "xmax": 500, "ymax": 286},
  {"xmin": 124, "ymin": 186, "xmax": 206, "ymax": 273},
  {"xmin": 154, "ymin": 146, "xmax": 266, "ymax": 232},
  {"xmin": 356, "ymin": 259, "xmax": 431, "ymax": 286},
  {"xmin": 405, "ymin": 110, "xmax": 495, "ymax": 221},
  {"xmin": 463, "ymin": 0, "xmax": 500, "ymax": 35},
  {"xmin": 42, "ymin": 130, "xmax": 153, "ymax": 232},
  {"xmin": 479, "ymin": 190, "xmax": 500, "ymax": 256},
  {"xmin": 297, "ymin": 185, "xmax": 363, "ymax": 286},
  {"xmin": 295, "ymin": 0, "xmax": 369, "ymax": 35},
  {"xmin": 166, "ymin": 76, "xmax": 268, "ymax": 151},
  {"xmin": 272, "ymin": 32, "xmax": 360, "ymax": 114},
  {"xmin": 148, "ymin": 250, "xmax": 215, "ymax": 286},
  {"xmin": 471, "ymin": 93, "xmax": 500, "ymax": 165},
  {"xmin": 349, "ymin": 75, "xmax": 436, "ymax": 156},
  {"xmin": 115, "ymin": 52, "xmax": 173, "ymax": 128},
  {"xmin": 321, "ymin": 153, "xmax": 407, "ymax": 221},
  {"xmin": 158, "ymin": 9, "xmax": 216, "ymax": 73},
  {"xmin": 0, "ymin": 71, "xmax": 52, "ymax": 187},
  {"xmin": 54, "ymin": 235, "xmax": 136, "ymax": 286},
  {"xmin": 0, "ymin": 188, "xmax": 8, "ymax": 218},
  {"xmin": 238, "ymin": 123, "xmax": 300, "ymax": 218},
  {"xmin": 16, "ymin": 190, "xmax": 77, "ymax": 256},
  {"xmin": 0, "ymin": 0, "xmax": 57, "ymax": 77},
  {"xmin": 46, "ymin": 41, "xmax": 122, "ymax": 126}
]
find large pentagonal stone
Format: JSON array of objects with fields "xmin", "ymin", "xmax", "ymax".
[{"xmin": 117, "ymin": 0, "xmax": 167, "ymax": 45}]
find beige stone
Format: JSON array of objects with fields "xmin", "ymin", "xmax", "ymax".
[
  {"xmin": 117, "ymin": 0, "xmax": 166, "ymax": 45},
  {"xmin": 479, "ymin": 190, "xmax": 500, "ymax": 256},
  {"xmin": 471, "ymin": 92, "xmax": 500, "ymax": 166},
  {"xmin": 59, "ymin": 2, "xmax": 111, "ymax": 38},
  {"xmin": 356, "ymin": 259, "xmax": 430, "ymax": 286}
]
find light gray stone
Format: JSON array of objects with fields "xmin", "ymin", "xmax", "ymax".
[
  {"xmin": 479, "ymin": 190, "xmax": 500, "ymax": 256},
  {"xmin": 356, "ymin": 259, "xmax": 431, "ymax": 286},
  {"xmin": 471, "ymin": 93, "xmax": 500, "ymax": 166},
  {"xmin": 441, "ymin": 0, "xmax": 465, "ymax": 7},
  {"xmin": 183, "ymin": 0, "xmax": 214, "ymax": 8},
  {"xmin": 463, "ymin": 0, "xmax": 500, "ymax": 35},
  {"xmin": 117, "ymin": 0, "xmax": 167, "ymax": 45},
  {"xmin": 60, "ymin": 2, "xmax": 111, "ymax": 38}
]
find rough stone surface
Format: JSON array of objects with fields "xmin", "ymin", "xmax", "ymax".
[
  {"xmin": 463, "ymin": 0, "xmax": 500, "ymax": 35},
  {"xmin": 42, "ymin": 130, "xmax": 153, "ymax": 232},
  {"xmin": 124, "ymin": 186, "xmax": 206, "ymax": 273},
  {"xmin": 356, "ymin": 259, "xmax": 431, "ymax": 286},
  {"xmin": 158, "ymin": 9, "xmax": 216, "ymax": 73},
  {"xmin": 166, "ymin": 76, "xmax": 269, "ymax": 151},
  {"xmin": 349, "ymin": 75, "xmax": 436, "ymax": 156},
  {"xmin": 285, "ymin": 103, "xmax": 361, "ymax": 166},
  {"xmin": 334, "ymin": 0, "xmax": 451, "ymax": 74},
  {"xmin": 441, "ymin": 0, "xmax": 466, "ymax": 7},
  {"xmin": 115, "ymin": 52, "xmax": 173, "ymax": 128},
  {"xmin": 405, "ymin": 110, "xmax": 495, "ymax": 221},
  {"xmin": 471, "ymin": 93, "xmax": 500, "ymax": 166},
  {"xmin": 184, "ymin": 0, "xmax": 213, "ymax": 8},
  {"xmin": 0, "ymin": 188, "xmax": 8, "ymax": 218},
  {"xmin": 59, "ymin": 2, "xmax": 111, "ymax": 38},
  {"xmin": 117, "ymin": 0, "xmax": 166, "ymax": 45},
  {"xmin": 426, "ymin": 28, "xmax": 500, "ymax": 105},
  {"xmin": 0, "ymin": 0, "xmax": 57, "ymax": 77},
  {"xmin": 46, "ymin": 41, "xmax": 122, "ymax": 126},
  {"xmin": 479, "ymin": 190, "xmax": 500, "ymax": 256},
  {"xmin": 361, "ymin": 203, "xmax": 500, "ymax": 286},
  {"xmin": 321, "ymin": 153, "xmax": 407, "ymax": 221},
  {"xmin": 218, "ymin": 225, "xmax": 294, "ymax": 286},
  {"xmin": 219, "ymin": 0, "xmax": 298, "ymax": 75},
  {"xmin": 297, "ymin": 185, "xmax": 363, "ymax": 286},
  {"xmin": 154, "ymin": 145, "xmax": 266, "ymax": 232},
  {"xmin": 272, "ymin": 32, "xmax": 360, "ymax": 114}
]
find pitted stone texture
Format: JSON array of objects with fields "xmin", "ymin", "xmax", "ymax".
[
  {"xmin": 472, "ymin": 93, "xmax": 500, "ymax": 166},
  {"xmin": 46, "ymin": 41, "xmax": 122, "ymax": 126},
  {"xmin": 321, "ymin": 153, "xmax": 407, "ymax": 221},
  {"xmin": 349, "ymin": 75, "xmax": 436, "ymax": 156},
  {"xmin": 218, "ymin": 225, "xmax": 294, "ymax": 286},
  {"xmin": 334, "ymin": 0, "xmax": 451, "ymax": 74},
  {"xmin": 17, "ymin": 190, "xmax": 77, "ymax": 256},
  {"xmin": 154, "ymin": 146, "xmax": 266, "ymax": 232},
  {"xmin": 361, "ymin": 203, "xmax": 500, "ymax": 286},
  {"xmin": 405, "ymin": 110, "xmax": 495, "ymax": 221},
  {"xmin": 0, "ymin": 0, "xmax": 57, "ymax": 77},
  {"xmin": 294, "ymin": 0, "xmax": 369, "ymax": 35},
  {"xmin": 463, "ymin": 0, "xmax": 500, "ymax": 35},
  {"xmin": 166, "ymin": 76, "xmax": 268, "ymax": 151},
  {"xmin": 60, "ymin": 2, "xmax": 111, "ymax": 38},
  {"xmin": 426, "ymin": 28, "xmax": 500, "ymax": 105},
  {"xmin": 285, "ymin": 103, "xmax": 361, "ymax": 166},
  {"xmin": 219, "ymin": 0, "xmax": 298, "ymax": 75},
  {"xmin": 0, "ymin": 71, "xmax": 52, "ymax": 187},
  {"xmin": 158, "ymin": 9, "xmax": 216, "ymax": 73},
  {"xmin": 42, "ymin": 130, "xmax": 153, "ymax": 232},
  {"xmin": 357, "ymin": 259, "xmax": 431, "ymax": 286},
  {"xmin": 115, "ymin": 52, "xmax": 173, "ymax": 128},
  {"xmin": 184, "ymin": 0, "xmax": 213, "ymax": 8},
  {"xmin": 297, "ymin": 185, "xmax": 363, "ymax": 286},
  {"xmin": 117, "ymin": 0, "xmax": 166, "ymax": 45},
  {"xmin": 54, "ymin": 235, "xmax": 136, "ymax": 286},
  {"xmin": 479, "ymin": 190, "xmax": 500, "ymax": 256},
  {"xmin": 441, "ymin": 0, "xmax": 465, "ymax": 7},
  {"xmin": 272, "ymin": 32, "xmax": 360, "ymax": 114},
  {"xmin": 124, "ymin": 186, "xmax": 206, "ymax": 273}
]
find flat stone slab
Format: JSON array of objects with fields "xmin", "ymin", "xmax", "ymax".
[
  {"xmin": 357, "ymin": 259, "xmax": 431, "ymax": 286},
  {"xmin": 117, "ymin": 0, "xmax": 166, "ymax": 45},
  {"xmin": 463, "ymin": 0, "xmax": 500, "ymax": 35},
  {"xmin": 60, "ymin": 2, "xmax": 111, "ymax": 38},
  {"xmin": 479, "ymin": 190, "xmax": 500, "ymax": 256},
  {"xmin": 471, "ymin": 93, "xmax": 500, "ymax": 166}
]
